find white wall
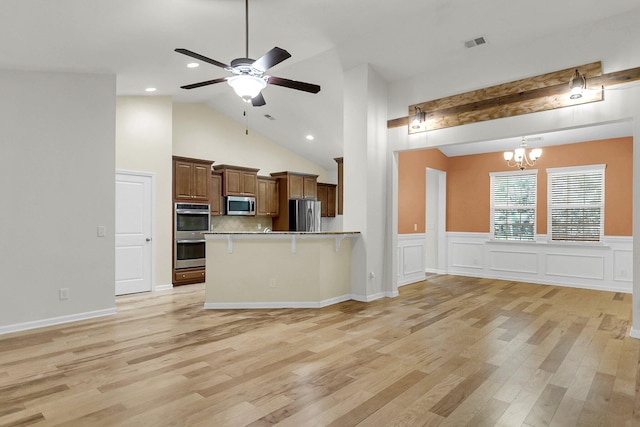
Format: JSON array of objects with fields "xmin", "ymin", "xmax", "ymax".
[
  {"xmin": 172, "ymin": 102, "xmax": 331, "ymax": 182},
  {"xmin": 343, "ymin": 64, "xmax": 391, "ymax": 300},
  {"xmin": 116, "ymin": 96, "xmax": 173, "ymax": 288},
  {"xmin": 0, "ymin": 70, "xmax": 116, "ymax": 332}
]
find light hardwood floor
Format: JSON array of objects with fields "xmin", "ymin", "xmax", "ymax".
[{"xmin": 0, "ymin": 275, "xmax": 637, "ymax": 426}]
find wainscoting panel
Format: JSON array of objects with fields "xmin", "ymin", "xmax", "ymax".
[
  {"xmin": 445, "ymin": 232, "xmax": 632, "ymax": 293},
  {"xmin": 613, "ymin": 249, "xmax": 633, "ymax": 282},
  {"xmin": 397, "ymin": 234, "xmax": 426, "ymax": 286},
  {"xmin": 450, "ymin": 241, "xmax": 484, "ymax": 270},
  {"xmin": 546, "ymin": 253, "xmax": 605, "ymax": 280},
  {"xmin": 489, "ymin": 249, "xmax": 538, "ymax": 274}
]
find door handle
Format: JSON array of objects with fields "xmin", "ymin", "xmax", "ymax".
[{"xmin": 146, "ymin": 238, "xmax": 152, "ymax": 242}]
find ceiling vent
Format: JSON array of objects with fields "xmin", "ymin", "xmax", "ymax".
[{"xmin": 464, "ymin": 36, "xmax": 487, "ymax": 48}]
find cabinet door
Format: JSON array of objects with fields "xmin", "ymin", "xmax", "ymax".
[
  {"xmin": 256, "ymin": 179, "xmax": 269, "ymax": 216},
  {"xmin": 303, "ymin": 176, "xmax": 317, "ymax": 199},
  {"xmin": 327, "ymin": 186, "xmax": 336, "ymax": 217},
  {"xmin": 210, "ymin": 174, "xmax": 222, "ymax": 215},
  {"xmin": 289, "ymin": 175, "xmax": 304, "ymax": 199},
  {"xmin": 242, "ymin": 172, "xmax": 257, "ymax": 196},
  {"xmin": 174, "ymin": 161, "xmax": 194, "ymax": 200},
  {"xmin": 224, "ymin": 169, "xmax": 242, "ymax": 195},
  {"xmin": 192, "ymin": 164, "xmax": 210, "ymax": 201},
  {"xmin": 268, "ymin": 180, "xmax": 279, "ymax": 216},
  {"xmin": 317, "ymin": 185, "xmax": 328, "ymax": 217}
]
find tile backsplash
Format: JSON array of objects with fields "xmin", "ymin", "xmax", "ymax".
[{"xmin": 210, "ymin": 215, "xmax": 273, "ymax": 232}]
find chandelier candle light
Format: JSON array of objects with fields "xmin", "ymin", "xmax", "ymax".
[{"xmin": 503, "ymin": 137, "xmax": 542, "ymax": 170}]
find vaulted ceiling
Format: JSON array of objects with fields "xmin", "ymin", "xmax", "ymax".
[{"xmin": 1, "ymin": 0, "xmax": 638, "ymax": 170}]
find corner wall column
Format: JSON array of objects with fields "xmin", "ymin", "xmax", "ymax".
[{"xmin": 342, "ymin": 64, "xmax": 393, "ymax": 300}]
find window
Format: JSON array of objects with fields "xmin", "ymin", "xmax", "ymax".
[
  {"xmin": 490, "ymin": 170, "xmax": 537, "ymax": 241},
  {"xmin": 547, "ymin": 165, "xmax": 605, "ymax": 242}
]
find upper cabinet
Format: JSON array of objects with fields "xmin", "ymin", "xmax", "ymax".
[
  {"xmin": 213, "ymin": 165, "xmax": 259, "ymax": 197},
  {"xmin": 271, "ymin": 171, "xmax": 318, "ymax": 200},
  {"xmin": 256, "ymin": 176, "xmax": 279, "ymax": 217},
  {"xmin": 317, "ymin": 183, "xmax": 337, "ymax": 217},
  {"xmin": 210, "ymin": 172, "xmax": 223, "ymax": 216},
  {"xmin": 334, "ymin": 157, "xmax": 343, "ymax": 215},
  {"xmin": 173, "ymin": 156, "xmax": 213, "ymax": 202}
]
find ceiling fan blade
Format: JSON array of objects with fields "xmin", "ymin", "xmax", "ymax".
[
  {"xmin": 252, "ymin": 47, "xmax": 291, "ymax": 72},
  {"xmin": 268, "ymin": 76, "xmax": 321, "ymax": 94},
  {"xmin": 180, "ymin": 77, "xmax": 227, "ymax": 90},
  {"xmin": 251, "ymin": 92, "xmax": 266, "ymax": 107},
  {"xmin": 175, "ymin": 48, "xmax": 229, "ymax": 69}
]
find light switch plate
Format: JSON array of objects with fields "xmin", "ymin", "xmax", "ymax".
[{"xmin": 97, "ymin": 226, "xmax": 106, "ymax": 237}]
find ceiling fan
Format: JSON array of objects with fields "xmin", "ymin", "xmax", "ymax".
[{"xmin": 175, "ymin": 0, "xmax": 321, "ymax": 107}]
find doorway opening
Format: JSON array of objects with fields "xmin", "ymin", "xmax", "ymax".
[{"xmin": 425, "ymin": 168, "xmax": 446, "ymax": 274}]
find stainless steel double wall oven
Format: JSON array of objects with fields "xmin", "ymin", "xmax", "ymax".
[{"xmin": 174, "ymin": 203, "xmax": 210, "ymax": 269}]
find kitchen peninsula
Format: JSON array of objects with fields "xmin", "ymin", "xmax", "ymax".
[{"xmin": 203, "ymin": 231, "xmax": 360, "ymax": 309}]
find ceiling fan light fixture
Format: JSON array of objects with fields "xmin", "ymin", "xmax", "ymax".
[{"xmin": 227, "ymin": 75, "xmax": 267, "ymax": 102}]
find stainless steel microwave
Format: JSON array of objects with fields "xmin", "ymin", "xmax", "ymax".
[{"xmin": 225, "ymin": 196, "xmax": 256, "ymax": 216}]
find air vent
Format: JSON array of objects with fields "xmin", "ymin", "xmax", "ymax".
[
  {"xmin": 264, "ymin": 114, "xmax": 276, "ymax": 120},
  {"xmin": 464, "ymin": 36, "xmax": 487, "ymax": 48}
]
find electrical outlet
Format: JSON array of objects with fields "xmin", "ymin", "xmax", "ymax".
[
  {"xmin": 269, "ymin": 278, "xmax": 276, "ymax": 288},
  {"xmin": 414, "ymin": 224, "xmax": 417, "ymax": 231},
  {"xmin": 97, "ymin": 226, "xmax": 106, "ymax": 237},
  {"xmin": 59, "ymin": 288, "xmax": 69, "ymax": 300}
]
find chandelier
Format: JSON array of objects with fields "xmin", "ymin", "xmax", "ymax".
[{"xmin": 503, "ymin": 137, "xmax": 542, "ymax": 170}]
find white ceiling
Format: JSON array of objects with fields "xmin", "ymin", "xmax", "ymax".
[{"xmin": 1, "ymin": 0, "xmax": 638, "ymax": 170}]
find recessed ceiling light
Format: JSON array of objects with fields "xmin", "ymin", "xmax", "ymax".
[
  {"xmin": 145, "ymin": 87, "xmax": 157, "ymax": 92},
  {"xmin": 306, "ymin": 135, "xmax": 314, "ymax": 141},
  {"xmin": 187, "ymin": 62, "xmax": 199, "ymax": 68}
]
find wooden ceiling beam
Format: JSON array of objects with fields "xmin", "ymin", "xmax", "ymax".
[{"xmin": 388, "ymin": 63, "xmax": 640, "ymax": 132}]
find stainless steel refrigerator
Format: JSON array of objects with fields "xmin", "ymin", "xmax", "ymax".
[{"xmin": 289, "ymin": 199, "xmax": 321, "ymax": 232}]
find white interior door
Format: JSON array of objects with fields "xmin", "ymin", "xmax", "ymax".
[{"xmin": 116, "ymin": 172, "xmax": 153, "ymax": 295}]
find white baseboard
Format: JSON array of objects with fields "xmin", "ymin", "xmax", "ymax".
[
  {"xmin": 204, "ymin": 294, "xmax": 352, "ymax": 310},
  {"xmin": 630, "ymin": 328, "xmax": 640, "ymax": 339},
  {"xmin": 0, "ymin": 308, "xmax": 117, "ymax": 336},
  {"xmin": 351, "ymin": 292, "xmax": 389, "ymax": 302},
  {"xmin": 154, "ymin": 283, "xmax": 173, "ymax": 292}
]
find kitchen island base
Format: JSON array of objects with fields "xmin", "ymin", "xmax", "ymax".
[{"xmin": 203, "ymin": 232, "xmax": 359, "ymax": 309}]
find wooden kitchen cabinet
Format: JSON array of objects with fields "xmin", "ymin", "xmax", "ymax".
[
  {"xmin": 210, "ymin": 172, "xmax": 223, "ymax": 216},
  {"xmin": 173, "ymin": 267, "xmax": 205, "ymax": 286},
  {"xmin": 271, "ymin": 171, "xmax": 318, "ymax": 200},
  {"xmin": 213, "ymin": 164, "xmax": 259, "ymax": 197},
  {"xmin": 317, "ymin": 183, "xmax": 337, "ymax": 217},
  {"xmin": 173, "ymin": 156, "xmax": 213, "ymax": 202},
  {"xmin": 334, "ymin": 157, "xmax": 343, "ymax": 215},
  {"xmin": 257, "ymin": 176, "xmax": 279, "ymax": 217},
  {"xmin": 270, "ymin": 171, "xmax": 319, "ymax": 230}
]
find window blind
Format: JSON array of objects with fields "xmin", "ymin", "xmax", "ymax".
[
  {"xmin": 548, "ymin": 166, "xmax": 604, "ymax": 242},
  {"xmin": 491, "ymin": 172, "xmax": 537, "ymax": 241}
]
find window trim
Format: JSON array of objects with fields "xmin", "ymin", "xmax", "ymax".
[
  {"xmin": 546, "ymin": 164, "xmax": 606, "ymax": 243},
  {"xmin": 489, "ymin": 169, "xmax": 538, "ymax": 242}
]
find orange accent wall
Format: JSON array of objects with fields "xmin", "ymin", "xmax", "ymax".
[
  {"xmin": 397, "ymin": 149, "xmax": 448, "ymax": 234},
  {"xmin": 398, "ymin": 137, "xmax": 632, "ymax": 236}
]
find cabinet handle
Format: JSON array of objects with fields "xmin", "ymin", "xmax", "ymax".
[{"xmin": 182, "ymin": 274, "xmax": 186, "ymax": 278}]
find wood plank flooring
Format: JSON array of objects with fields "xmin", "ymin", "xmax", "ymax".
[{"xmin": 0, "ymin": 275, "xmax": 638, "ymax": 426}]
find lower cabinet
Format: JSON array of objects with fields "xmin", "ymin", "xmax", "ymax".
[{"xmin": 173, "ymin": 268, "xmax": 205, "ymax": 286}]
